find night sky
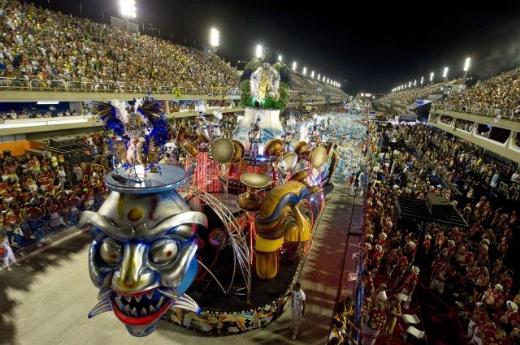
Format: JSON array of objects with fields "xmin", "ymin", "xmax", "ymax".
[{"xmin": 28, "ymin": 0, "xmax": 520, "ymax": 94}]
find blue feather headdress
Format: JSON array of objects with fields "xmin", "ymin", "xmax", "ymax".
[{"xmin": 95, "ymin": 94, "xmax": 170, "ymax": 174}]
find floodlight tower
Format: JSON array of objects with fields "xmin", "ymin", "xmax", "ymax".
[
  {"xmin": 442, "ymin": 66, "xmax": 449, "ymax": 81},
  {"xmin": 119, "ymin": 0, "xmax": 137, "ymax": 31},
  {"xmin": 209, "ymin": 27, "xmax": 220, "ymax": 53},
  {"xmin": 463, "ymin": 57, "xmax": 471, "ymax": 82},
  {"xmin": 429, "ymin": 72, "xmax": 435, "ymax": 84},
  {"xmin": 255, "ymin": 44, "xmax": 264, "ymax": 59}
]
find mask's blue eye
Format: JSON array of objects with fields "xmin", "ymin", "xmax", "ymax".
[
  {"xmin": 150, "ymin": 239, "xmax": 178, "ymax": 265},
  {"xmin": 100, "ymin": 237, "xmax": 122, "ymax": 265}
]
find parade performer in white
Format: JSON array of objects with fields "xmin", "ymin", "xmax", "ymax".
[{"xmin": 290, "ymin": 282, "xmax": 306, "ymax": 340}]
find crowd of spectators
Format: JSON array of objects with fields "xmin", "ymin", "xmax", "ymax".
[
  {"xmin": 331, "ymin": 121, "xmax": 519, "ymax": 345},
  {"xmin": 0, "ymin": 107, "xmax": 79, "ymax": 120},
  {"xmin": 439, "ymin": 115, "xmax": 453, "ymax": 125},
  {"xmin": 0, "ymin": 0, "xmax": 239, "ymax": 93},
  {"xmin": 0, "ymin": 134, "xmax": 109, "ymax": 262},
  {"xmin": 379, "ymin": 81, "xmax": 448, "ymax": 105},
  {"xmin": 290, "ymin": 72, "xmax": 346, "ymax": 100},
  {"xmin": 436, "ymin": 68, "xmax": 520, "ymax": 119},
  {"xmin": 455, "ymin": 119, "xmax": 475, "ymax": 132}
]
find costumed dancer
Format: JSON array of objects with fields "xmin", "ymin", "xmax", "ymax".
[
  {"xmin": 399, "ymin": 266, "xmax": 419, "ymax": 309},
  {"xmin": 361, "ymin": 301, "xmax": 386, "ymax": 345}
]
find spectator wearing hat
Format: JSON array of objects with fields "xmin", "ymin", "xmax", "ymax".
[
  {"xmin": 499, "ymin": 301, "xmax": 519, "ymax": 333},
  {"xmin": 399, "ymin": 266, "xmax": 420, "ymax": 309}
]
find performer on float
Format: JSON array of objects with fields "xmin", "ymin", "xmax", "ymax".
[{"xmin": 248, "ymin": 119, "xmax": 261, "ymax": 165}]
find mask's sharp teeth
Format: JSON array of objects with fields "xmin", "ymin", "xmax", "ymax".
[
  {"xmin": 124, "ymin": 305, "xmax": 131, "ymax": 315},
  {"xmin": 146, "ymin": 292, "xmax": 154, "ymax": 301},
  {"xmin": 149, "ymin": 305, "xmax": 156, "ymax": 314},
  {"xmin": 141, "ymin": 307, "xmax": 148, "ymax": 316},
  {"xmin": 157, "ymin": 296, "xmax": 164, "ymax": 308},
  {"xmin": 115, "ymin": 297, "xmax": 124, "ymax": 309},
  {"xmin": 131, "ymin": 307, "xmax": 137, "ymax": 317},
  {"xmin": 135, "ymin": 295, "xmax": 142, "ymax": 303},
  {"xmin": 123, "ymin": 296, "xmax": 131, "ymax": 303}
]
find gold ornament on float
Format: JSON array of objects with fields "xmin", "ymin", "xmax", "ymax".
[{"xmin": 238, "ymin": 173, "xmax": 272, "ymax": 212}]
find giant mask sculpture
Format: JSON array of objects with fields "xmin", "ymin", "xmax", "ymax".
[{"xmin": 81, "ymin": 97, "xmax": 207, "ymax": 337}]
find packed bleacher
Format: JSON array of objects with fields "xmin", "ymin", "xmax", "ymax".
[
  {"xmin": 329, "ymin": 120, "xmax": 519, "ymax": 345},
  {"xmin": 290, "ymin": 72, "xmax": 346, "ymax": 99},
  {"xmin": 0, "ymin": 0, "xmax": 239, "ymax": 93},
  {"xmin": 435, "ymin": 67, "xmax": 520, "ymax": 119},
  {"xmin": 379, "ymin": 81, "xmax": 448, "ymax": 105},
  {"xmin": 0, "ymin": 134, "xmax": 109, "ymax": 262},
  {"xmin": 0, "ymin": 108, "xmax": 79, "ymax": 119}
]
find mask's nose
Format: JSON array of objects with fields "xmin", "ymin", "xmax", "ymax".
[{"xmin": 113, "ymin": 242, "xmax": 154, "ymax": 293}]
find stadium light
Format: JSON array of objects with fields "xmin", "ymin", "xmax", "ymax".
[
  {"xmin": 292, "ymin": 61, "xmax": 297, "ymax": 71},
  {"xmin": 442, "ymin": 66, "xmax": 449, "ymax": 79},
  {"xmin": 209, "ymin": 28, "xmax": 220, "ymax": 48},
  {"xmin": 255, "ymin": 44, "xmax": 264, "ymax": 59},
  {"xmin": 420, "ymin": 76, "xmax": 424, "ymax": 85},
  {"xmin": 408, "ymin": 81, "xmax": 412, "ymax": 88},
  {"xmin": 339, "ymin": 83, "xmax": 341, "ymax": 88},
  {"xmin": 463, "ymin": 57, "xmax": 471, "ymax": 72},
  {"xmin": 413, "ymin": 80, "xmax": 417, "ymax": 87},
  {"xmin": 429, "ymin": 72, "xmax": 434, "ymax": 82},
  {"xmin": 310, "ymin": 70, "xmax": 314, "ymax": 78},
  {"xmin": 119, "ymin": 0, "xmax": 137, "ymax": 19},
  {"xmin": 317, "ymin": 73, "xmax": 321, "ymax": 80},
  {"xmin": 278, "ymin": 54, "xmax": 283, "ymax": 62}
]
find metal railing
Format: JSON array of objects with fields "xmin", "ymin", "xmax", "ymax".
[
  {"xmin": 433, "ymin": 103, "xmax": 520, "ymax": 121},
  {"xmin": 8, "ymin": 193, "xmax": 106, "ymax": 251},
  {"xmin": 0, "ymin": 77, "xmax": 346, "ymax": 101},
  {"xmin": 0, "ymin": 77, "xmax": 241, "ymax": 97}
]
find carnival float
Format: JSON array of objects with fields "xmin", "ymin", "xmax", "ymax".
[{"xmin": 80, "ymin": 56, "xmax": 338, "ymax": 337}]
